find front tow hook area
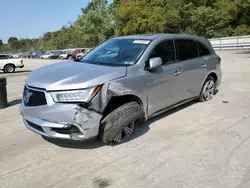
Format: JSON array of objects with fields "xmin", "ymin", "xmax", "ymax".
[{"xmin": 50, "ymin": 125, "xmax": 85, "ymax": 140}]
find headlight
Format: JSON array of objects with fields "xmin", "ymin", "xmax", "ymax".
[{"xmin": 50, "ymin": 86, "xmax": 102, "ymax": 103}]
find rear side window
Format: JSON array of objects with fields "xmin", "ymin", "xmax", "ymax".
[
  {"xmin": 197, "ymin": 42, "xmax": 211, "ymax": 56},
  {"xmin": 175, "ymin": 40, "xmax": 198, "ymax": 61},
  {"xmin": 0, "ymin": 55, "xmax": 7, "ymax": 59}
]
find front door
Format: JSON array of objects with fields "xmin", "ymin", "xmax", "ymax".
[{"xmin": 144, "ymin": 40, "xmax": 184, "ymax": 116}]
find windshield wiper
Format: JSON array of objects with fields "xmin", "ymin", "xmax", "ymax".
[{"xmin": 80, "ymin": 59, "xmax": 129, "ymax": 67}]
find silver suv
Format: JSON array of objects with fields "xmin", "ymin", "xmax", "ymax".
[{"xmin": 20, "ymin": 34, "xmax": 222, "ymax": 144}]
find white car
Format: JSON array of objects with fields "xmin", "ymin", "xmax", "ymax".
[
  {"xmin": 40, "ymin": 53, "xmax": 53, "ymax": 59},
  {"xmin": 75, "ymin": 48, "xmax": 92, "ymax": 59},
  {"xmin": 59, "ymin": 50, "xmax": 73, "ymax": 59},
  {"xmin": 59, "ymin": 53, "xmax": 68, "ymax": 59},
  {"xmin": 0, "ymin": 54, "xmax": 24, "ymax": 73}
]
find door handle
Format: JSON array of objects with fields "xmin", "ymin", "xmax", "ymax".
[
  {"xmin": 201, "ymin": 64, "xmax": 207, "ymax": 68},
  {"xmin": 174, "ymin": 70, "xmax": 181, "ymax": 76}
]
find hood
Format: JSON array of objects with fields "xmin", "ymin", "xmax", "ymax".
[{"xmin": 26, "ymin": 61, "xmax": 127, "ymax": 91}]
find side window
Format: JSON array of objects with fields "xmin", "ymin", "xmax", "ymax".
[
  {"xmin": 175, "ymin": 39, "xmax": 198, "ymax": 61},
  {"xmin": 0, "ymin": 55, "xmax": 7, "ymax": 59},
  {"xmin": 149, "ymin": 40, "xmax": 175, "ymax": 65},
  {"xmin": 197, "ymin": 42, "xmax": 211, "ymax": 56}
]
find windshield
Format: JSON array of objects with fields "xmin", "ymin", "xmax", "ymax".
[{"xmin": 82, "ymin": 39, "xmax": 151, "ymax": 66}]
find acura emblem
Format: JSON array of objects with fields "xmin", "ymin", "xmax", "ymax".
[{"xmin": 24, "ymin": 89, "xmax": 33, "ymax": 104}]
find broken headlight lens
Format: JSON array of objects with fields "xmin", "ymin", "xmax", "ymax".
[{"xmin": 50, "ymin": 87, "xmax": 98, "ymax": 103}]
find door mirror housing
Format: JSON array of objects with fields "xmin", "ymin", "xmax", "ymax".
[{"xmin": 149, "ymin": 57, "xmax": 162, "ymax": 70}]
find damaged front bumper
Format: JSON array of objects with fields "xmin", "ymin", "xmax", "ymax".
[{"xmin": 19, "ymin": 102, "xmax": 102, "ymax": 141}]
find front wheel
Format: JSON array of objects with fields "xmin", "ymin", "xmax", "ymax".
[
  {"xmin": 199, "ymin": 76, "xmax": 215, "ymax": 102},
  {"xmin": 4, "ymin": 64, "xmax": 15, "ymax": 73},
  {"xmin": 99, "ymin": 102, "xmax": 145, "ymax": 145}
]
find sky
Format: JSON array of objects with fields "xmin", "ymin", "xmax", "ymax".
[{"xmin": 0, "ymin": 0, "xmax": 91, "ymax": 43}]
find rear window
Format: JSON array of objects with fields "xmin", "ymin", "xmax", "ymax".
[
  {"xmin": 175, "ymin": 39, "xmax": 198, "ymax": 61},
  {"xmin": 197, "ymin": 42, "xmax": 211, "ymax": 56}
]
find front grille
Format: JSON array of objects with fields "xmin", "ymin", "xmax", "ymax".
[
  {"xmin": 23, "ymin": 87, "xmax": 47, "ymax": 106},
  {"xmin": 26, "ymin": 120, "xmax": 45, "ymax": 133}
]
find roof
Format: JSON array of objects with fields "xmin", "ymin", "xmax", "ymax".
[{"xmin": 114, "ymin": 34, "xmax": 205, "ymax": 41}]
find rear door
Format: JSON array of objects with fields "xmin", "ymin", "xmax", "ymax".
[
  {"xmin": 175, "ymin": 39, "xmax": 208, "ymax": 99},
  {"xmin": 197, "ymin": 41, "xmax": 217, "ymax": 71}
]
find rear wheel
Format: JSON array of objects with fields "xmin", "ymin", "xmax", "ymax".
[
  {"xmin": 4, "ymin": 64, "xmax": 15, "ymax": 73},
  {"xmin": 199, "ymin": 76, "xmax": 215, "ymax": 102},
  {"xmin": 99, "ymin": 102, "xmax": 145, "ymax": 145}
]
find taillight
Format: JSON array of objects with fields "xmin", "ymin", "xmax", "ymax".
[{"xmin": 218, "ymin": 57, "xmax": 221, "ymax": 63}]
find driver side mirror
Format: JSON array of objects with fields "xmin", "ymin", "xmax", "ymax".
[{"xmin": 148, "ymin": 57, "xmax": 162, "ymax": 70}]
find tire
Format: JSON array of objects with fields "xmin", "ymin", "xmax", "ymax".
[
  {"xmin": 4, "ymin": 64, "xmax": 15, "ymax": 73},
  {"xmin": 199, "ymin": 76, "xmax": 215, "ymax": 102},
  {"xmin": 99, "ymin": 102, "xmax": 145, "ymax": 144},
  {"xmin": 68, "ymin": 56, "xmax": 73, "ymax": 60}
]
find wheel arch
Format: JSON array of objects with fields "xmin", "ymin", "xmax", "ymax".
[
  {"xmin": 101, "ymin": 94, "xmax": 145, "ymax": 121},
  {"xmin": 208, "ymin": 72, "xmax": 218, "ymax": 83},
  {"xmin": 4, "ymin": 63, "xmax": 16, "ymax": 69},
  {"xmin": 201, "ymin": 72, "xmax": 218, "ymax": 89}
]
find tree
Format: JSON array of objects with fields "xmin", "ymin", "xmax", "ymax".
[
  {"xmin": 1, "ymin": 0, "xmax": 249, "ymax": 53},
  {"xmin": 75, "ymin": 0, "xmax": 114, "ymax": 46},
  {"xmin": 233, "ymin": 24, "xmax": 250, "ymax": 36},
  {"xmin": 182, "ymin": 4, "xmax": 232, "ymax": 37},
  {"xmin": 8, "ymin": 37, "xmax": 18, "ymax": 44},
  {"xmin": 114, "ymin": 0, "xmax": 181, "ymax": 35}
]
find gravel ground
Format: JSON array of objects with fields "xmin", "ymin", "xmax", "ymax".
[{"xmin": 1, "ymin": 51, "xmax": 250, "ymax": 188}]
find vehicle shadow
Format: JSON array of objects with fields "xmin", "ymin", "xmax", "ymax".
[
  {"xmin": 0, "ymin": 70, "xmax": 32, "ymax": 75},
  {"xmin": 8, "ymin": 99, "xmax": 22, "ymax": 107},
  {"xmin": 45, "ymin": 100, "xmax": 197, "ymax": 149},
  {"xmin": 121, "ymin": 100, "xmax": 197, "ymax": 144},
  {"xmin": 43, "ymin": 137, "xmax": 105, "ymax": 149}
]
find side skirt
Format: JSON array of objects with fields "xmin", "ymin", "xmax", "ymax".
[{"xmin": 149, "ymin": 97, "xmax": 198, "ymax": 119}]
